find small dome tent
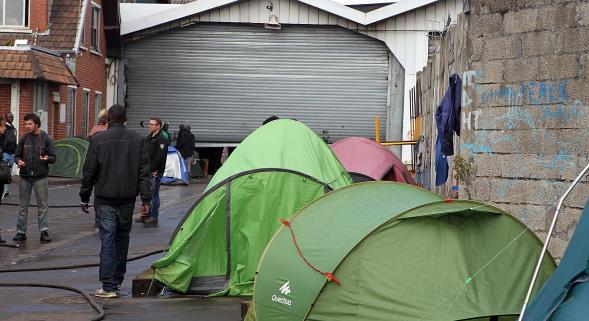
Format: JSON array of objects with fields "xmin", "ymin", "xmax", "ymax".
[
  {"xmin": 331, "ymin": 137, "xmax": 416, "ymax": 184},
  {"xmin": 152, "ymin": 119, "xmax": 352, "ymax": 296},
  {"xmin": 246, "ymin": 182, "xmax": 556, "ymax": 321},
  {"xmin": 48, "ymin": 137, "xmax": 89, "ymax": 179},
  {"xmin": 521, "ymin": 197, "xmax": 589, "ymax": 321},
  {"xmin": 161, "ymin": 146, "xmax": 190, "ymax": 185}
]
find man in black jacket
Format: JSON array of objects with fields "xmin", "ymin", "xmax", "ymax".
[
  {"xmin": 13, "ymin": 113, "xmax": 56, "ymax": 243},
  {"xmin": 80, "ymin": 104, "xmax": 152, "ymax": 298},
  {"xmin": 137, "ymin": 117, "xmax": 168, "ymax": 226},
  {"xmin": 2, "ymin": 112, "xmax": 16, "ymax": 198}
]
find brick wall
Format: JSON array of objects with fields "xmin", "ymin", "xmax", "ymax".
[
  {"xmin": 71, "ymin": 0, "xmax": 108, "ymax": 138},
  {"xmin": 0, "ymin": 84, "xmax": 10, "ymax": 116},
  {"xmin": 415, "ymin": 1, "xmax": 589, "ymax": 259},
  {"xmin": 29, "ymin": 0, "xmax": 49, "ymax": 32},
  {"xmin": 50, "ymin": 0, "xmax": 108, "ymax": 141}
]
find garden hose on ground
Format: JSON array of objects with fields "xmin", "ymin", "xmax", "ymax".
[
  {"xmin": 0, "ymin": 282, "xmax": 105, "ymax": 321},
  {"xmin": 2, "ymin": 202, "xmax": 93, "ymax": 208},
  {"xmin": 0, "ymin": 249, "xmax": 166, "ymax": 321},
  {"xmin": 0, "ymin": 249, "xmax": 165, "ymax": 273}
]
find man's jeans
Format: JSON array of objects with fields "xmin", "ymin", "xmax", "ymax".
[
  {"xmin": 95, "ymin": 203, "xmax": 134, "ymax": 292},
  {"xmin": 17, "ymin": 177, "xmax": 49, "ymax": 234},
  {"xmin": 149, "ymin": 173, "xmax": 162, "ymax": 220}
]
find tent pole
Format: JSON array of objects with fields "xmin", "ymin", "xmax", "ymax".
[{"xmin": 518, "ymin": 162, "xmax": 589, "ymax": 321}]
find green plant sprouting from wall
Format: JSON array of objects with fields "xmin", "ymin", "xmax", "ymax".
[{"xmin": 453, "ymin": 155, "xmax": 472, "ymax": 199}]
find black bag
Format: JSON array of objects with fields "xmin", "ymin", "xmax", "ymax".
[{"xmin": 0, "ymin": 160, "xmax": 12, "ymax": 184}]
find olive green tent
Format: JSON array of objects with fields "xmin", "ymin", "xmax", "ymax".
[
  {"xmin": 48, "ymin": 137, "xmax": 89, "ymax": 179},
  {"xmin": 246, "ymin": 182, "xmax": 556, "ymax": 321},
  {"xmin": 152, "ymin": 119, "xmax": 352, "ymax": 296}
]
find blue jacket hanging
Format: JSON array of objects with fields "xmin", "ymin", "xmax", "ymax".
[
  {"xmin": 436, "ymin": 74, "xmax": 462, "ymax": 156},
  {"xmin": 435, "ymin": 74, "xmax": 462, "ymax": 186}
]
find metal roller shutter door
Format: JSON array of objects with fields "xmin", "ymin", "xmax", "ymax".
[{"xmin": 125, "ymin": 23, "xmax": 390, "ymax": 142}]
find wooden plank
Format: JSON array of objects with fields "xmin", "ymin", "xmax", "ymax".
[
  {"xmin": 219, "ymin": 6, "xmax": 230, "ymax": 21},
  {"xmin": 279, "ymin": 0, "xmax": 290, "ymax": 23},
  {"xmin": 299, "ymin": 3, "xmax": 309, "ymax": 24},
  {"xmin": 210, "ymin": 8, "xmax": 221, "ymax": 22},
  {"xmin": 250, "ymin": 0, "xmax": 260, "ymax": 23},
  {"xmin": 239, "ymin": 1, "xmax": 250, "ymax": 22},
  {"xmin": 308, "ymin": 6, "xmax": 319, "ymax": 24},
  {"xmin": 289, "ymin": 0, "xmax": 299, "ymax": 24},
  {"xmin": 229, "ymin": 3, "xmax": 240, "ymax": 22},
  {"xmin": 318, "ymin": 10, "xmax": 329, "ymax": 24}
]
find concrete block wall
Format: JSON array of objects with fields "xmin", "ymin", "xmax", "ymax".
[{"xmin": 416, "ymin": 0, "xmax": 589, "ymax": 259}]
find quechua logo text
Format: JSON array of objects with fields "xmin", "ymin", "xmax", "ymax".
[{"xmin": 272, "ymin": 281, "xmax": 292, "ymax": 306}]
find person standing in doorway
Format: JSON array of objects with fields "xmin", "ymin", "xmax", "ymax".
[
  {"xmin": 175, "ymin": 124, "xmax": 195, "ymax": 165},
  {"xmin": 3, "ymin": 112, "xmax": 17, "ymax": 199},
  {"xmin": 13, "ymin": 113, "xmax": 56, "ymax": 243},
  {"xmin": 79, "ymin": 104, "xmax": 152, "ymax": 298},
  {"xmin": 137, "ymin": 117, "xmax": 168, "ymax": 226}
]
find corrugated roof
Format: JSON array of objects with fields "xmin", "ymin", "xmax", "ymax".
[{"xmin": 0, "ymin": 48, "xmax": 78, "ymax": 85}]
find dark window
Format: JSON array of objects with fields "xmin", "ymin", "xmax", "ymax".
[
  {"xmin": 94, "ymin": 93, "xmax": 102, "ymax": 124},
  {"xmin": 91, "ymin": 5, "xmax": 100, "ymax": 51},
  {"xmin": 82, "ymin": 90, "xmax": 90, "ymax": 135}
]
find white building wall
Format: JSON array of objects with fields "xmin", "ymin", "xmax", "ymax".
[{"xmin": 126, "ymin": 0, "xmax": 462, "ymax": 160}]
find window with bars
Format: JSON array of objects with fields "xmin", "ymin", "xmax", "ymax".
[{"xmin": 0, "ymin": 0, "xmax": 28, "ymax": 27}]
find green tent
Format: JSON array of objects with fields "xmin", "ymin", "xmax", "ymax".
[
  {"xmin": 48, "ymin": 137, "xmax": 89, "ymax": 179},
  {"xmin": 152, "ymin": 119, "xmax": 352, "ymax": 296},
  {"xmin": 246, "ymin": 182, "xmax": 556, "ymax": 321}
]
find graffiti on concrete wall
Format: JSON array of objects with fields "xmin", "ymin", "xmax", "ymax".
[{"xmin": 460, "ymin": 71, "xmax": 587, "ymax": 177}]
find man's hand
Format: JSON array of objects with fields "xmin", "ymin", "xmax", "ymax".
[
  {"xmin": 152, "ymin": 171, "xmax": 158, "ymax": 177},
  {"xmin": 17, "ymin": 160, "xmax": 25, "ymax": 167},
  {"xmin": 40, "ymin": 155, "xmax": 49, "ymax": 161},
  {"xmin": 141, "ymin": 201, "xmax": 150, "ymax": 216},
  {"xmin": 81, "ymin": 202, "xmax": 89, "ymax": 213}
]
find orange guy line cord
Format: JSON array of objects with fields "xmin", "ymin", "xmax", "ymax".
[{"xmin": 280, "ymin": 218, "xmax": 341, "ymax": 285}]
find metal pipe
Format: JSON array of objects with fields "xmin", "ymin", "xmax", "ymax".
[
  {"xmin": 380, "ymin": 140, "xmax": 418, "ymax": 146},
  {"xmin": 518, "ymin": 162, "xmax": 589, "ymax": 321}
]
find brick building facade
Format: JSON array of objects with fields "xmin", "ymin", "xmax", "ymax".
[{"xmin": 0, "ymin": 0, "xmax": 109, "ymax": 141}]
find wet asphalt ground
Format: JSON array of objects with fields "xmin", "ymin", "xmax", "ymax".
[{"xmin": 0, "ymin": 178, "xmax": 243, "ymax": 321}]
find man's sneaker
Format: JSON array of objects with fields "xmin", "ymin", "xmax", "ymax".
[
  {"xmin": 94, "ymin": 288, "xmax": 118, "ymax": 298},
  {"xmin": 134, "ymin": 216, "xmax": 148, "ymax": 223},
  {"xmin": 12, "ymin": 233, "xmax": 26, "ymax": 241},
  {"xmin": 40, "ymin": 231, "xmax": 52, "ymax": 243},
  {"xmin": 143, "ymin": 217, "xmax": 158, "ymax": 227}
]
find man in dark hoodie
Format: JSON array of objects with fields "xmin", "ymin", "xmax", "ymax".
[
  {"xmin": 80, "ymin": 104, "xmax": 152, "ymax": 298},
  {"xmin": 13, "ymin": 113, "xmax": 56, "ymax": 243}
]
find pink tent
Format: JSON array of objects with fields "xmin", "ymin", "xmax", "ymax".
[{"xmin": 331, "ymin": 137, "xmax": 416, "ymax": 185}]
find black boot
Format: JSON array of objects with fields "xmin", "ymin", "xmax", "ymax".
[
  {"xmin": 40, "ymin": 231, "xmax": 52, "ymax": 243},
  {"xmin": 13, "ymin": 233, "xmax": 26, "ymax": 241}
]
